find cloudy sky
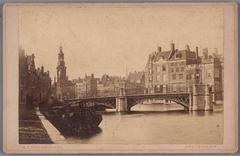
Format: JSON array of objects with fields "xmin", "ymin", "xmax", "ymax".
[{"xmin": 19, "ymin": 4, "xmax": 223, "ymax": 80}]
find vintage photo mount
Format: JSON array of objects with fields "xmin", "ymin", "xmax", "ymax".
[{"xmin": 2, "ymin": 2, "xmax": 238, "ymax": 154}]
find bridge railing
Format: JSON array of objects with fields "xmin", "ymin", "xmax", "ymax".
[{"xmin": 65, "ymin": 91, "xmax": 191, "ymax": 102}]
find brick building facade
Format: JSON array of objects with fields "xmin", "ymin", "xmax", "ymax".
[
  {"xmin": 19, "ymin": 48, "xmax": 52, "ymax": 108},
  {"xmin": 145, "ymin": 42, "xmax": 223, "ymax": 102},
  {"xmin": 126, "ymin": 71, "xmax": 145, "ymax": 95},
  {"xmin": 96, "ymin": 74, "xmax": 124, "ymax": 97},
  {"xmin": 74, "ymin": 74, "xmax": 97, "ymax": 98}
]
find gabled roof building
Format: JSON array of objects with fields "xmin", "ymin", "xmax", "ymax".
[{"xmin": 145, "ymin": 42, "xmax": 223, "ymax": 102}]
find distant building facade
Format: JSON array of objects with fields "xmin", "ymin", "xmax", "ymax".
[
  {"xmin": 19, "ymin": 48, "xmax": 52, "ymax": 108},
  {"xmin": 199, "ymin": 49, "xmax": 223, "ymax": 101},
  {"xmin": 74, "ymin": 74, "xmax": 97, "ymax": 98},
  {"xmin": 126, "ymin": 71, "xmax": 145, "ymax": 95},
  {"xmin": 145, "ymin": 42, "xmax": 223, "ymax": 102},
  {"xmin": 96, "ymin": 74, "xmax": 125, "ymax": 97},
  {"xmin": 53, "ymin": 46, "xmax": 75, "ymax": 101}
]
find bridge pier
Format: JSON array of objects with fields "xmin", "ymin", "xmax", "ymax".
[
  {"xmin": 188, "ymin": 92, "xmax": 193, "ymax": 111},
  {"xmin": 116, "ymin": 97, "xmax": 128, "ymax": 112},
  {"xmin": 190, "ymin": 84, "xmax": 213, "ymax": 111},
  {"xmin": 192, "ymin": 85, "xmax": 198, "ymax": 111},
  {"xmin": 116, "ymin": 88, "xmax": 129, "ymax": 112},
  {"xmin": 204, "ymin": 85, "xmax": 213, "ymax": 111}
]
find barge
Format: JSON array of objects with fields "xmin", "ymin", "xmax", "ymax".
[{"xmin": 42, "ymin": 101, "xmax": 102, "ymax": 137}]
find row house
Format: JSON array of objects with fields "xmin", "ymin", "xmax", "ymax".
[
  {"xmin": 96, "ymin": 74, "xmax": 125, "ymax": 97},
  {"xmin": 74, "ymin": 74, "xmax": 97, "ymax": 98},
  {"xmin": 145, "ymin": 42, "xmax": 223, "ymax": 102},
  {"xmin": 19, "ymin": 48, "xmax": 52, "ymax": 109},
  {"xmin": 145, "ymin": 43, "xmax": 198, "ymax": 94},
  {"xmin": 126, "ymin": 71, "xmax": 145, "ymax": 95}
]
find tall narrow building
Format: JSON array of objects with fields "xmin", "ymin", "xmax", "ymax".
[
  {"xmin": 57, "ymin": 46, "xmax": 67, "ymax": 82},
  {"xmin": 55, "ymin": 46, "xmax": 75, "ymax": 101}
]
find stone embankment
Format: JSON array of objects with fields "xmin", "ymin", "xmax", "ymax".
[
  {"xmin": 19, "ymin": 106, "xmax": 66, "ymax": 144},
  {"xmin": 19, "ymin": 107, "xmax": 53, "ymax": 144}
]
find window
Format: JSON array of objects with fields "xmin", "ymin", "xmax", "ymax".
[
  {"xmin": 163, "ymin": 74, "xmax": 167, "ymax": 82},
  {"xmin": 170, "ymin": 68, "xmax": 174, "ymax": 72},
  {"xmin": 196, "ymin": 73, "xmax": 200, "ymax": 79},
  {"xmin": 149, "ymin": 69, "xmax": 152, "ymax": 74},
  {"xmin": 181, "ymin": 67, "xmax": 184, "ymax": 71},
  {"xmin": 157, "ymin": 75, "xmax": 161, "ymax": 81},
  {"xmin": 191, "ymin": 74, "xmax": 195, "ymax": 79},
  {"xmin": 176, "ymin": 53, "xmax": 182, "ymax": 58},
  {"xmin": 172, "ymin": 84, "xmax": 177, "ymax": 92},
  {"xmin": 176, "ymin": 68, "xmax": 179, "ymax": 72},
  {"xmin": 179, "ymin": 74, "xmax": 183, "ymax": 79},
  {"xmin": 179, "ymin": 84, "xmax": 185, "ymax": 92},
  {"xmin": 209, "ymin": 86, "xmax": 212, "ymax": 93},
  {"xmin": 207, "ymin": 69, "xmax": 212, "ymax": 78},
  {"xmin": 172, "ymin": 74, "xmax": 176, "ymax": 80},
  {"xmin": 162, "ymin": 65, "xmax": 166, "ymax": 71},
  {"xmin": 207, "ymin": 73, "xmax": 211, "ymax": 78},
  {"xmin": 214, "ymin": 69, "xmax": 220, "ymax": 78}
]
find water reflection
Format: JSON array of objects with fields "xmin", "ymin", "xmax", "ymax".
[{"xmin": 65, "ymin": 127, "xmax": 102, "ymax": 139}]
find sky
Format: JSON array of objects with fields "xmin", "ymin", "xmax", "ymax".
[{"xmin": 19, "ymin": 4, "xmax": 224, "ymax": 80}]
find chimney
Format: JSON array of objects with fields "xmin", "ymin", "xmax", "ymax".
[
  {"xmin": 170, "ymin": 42, "xmax": 175, "ymax": 51},
  {"xmin": 203, "ymin": 48, "xmax": 208, "ymax": 59},
  {"xmin": 196, "ymin": 46, "xmax": 199, "ymax": 59},
  {"xmin": 158, "ymin": 46, "xmax": 162, "ymax": 52},
  {"xmin": 186, "ymin": 45, "xmax": 190, "ymax": 51},
  {"xmin": 41, "ymin": 66, "xmax": 44, "ymax": 73},
  {"xmin": 168, "ymin": 41, "xmax": 175, "ymax": 59}
]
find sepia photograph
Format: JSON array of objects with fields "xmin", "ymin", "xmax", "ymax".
[{"xmin": 3, "ymin": 2, "xmax": 238, "ymax": 153}]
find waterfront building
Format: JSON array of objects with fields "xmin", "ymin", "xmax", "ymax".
[
  {"xmin": 96, "ymin": 74, "xmax": 125, "ymax": 97},
  {"xmin": 199, "ymin": 49, "xmax": 223, "ymax": 101},
  {"xmin": 145, "ymin": 42, "xmax": 223, "ymax": 102},
  {"xmin": 145, "ymin": 42, "xmax": 198, "ymax": 94},
  {"xmin": 19, "ymin": 48, "xmax": 52, "ymax": 109},
  {"xmin": 74, "ymin": 74, "xmax": 97, "ymax": 98},
  {"xmin": 126, "ymin": 71, "xmax": 145, "ymax": 94}
]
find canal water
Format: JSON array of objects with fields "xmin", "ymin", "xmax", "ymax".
[{"xmin": 65, "ymin": 103, "xmax": 223, "ymax": 144}]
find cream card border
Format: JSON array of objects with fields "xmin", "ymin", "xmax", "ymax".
[{"xmin": 3, "ymin": 2, "xmax": 238, "ymax": 153}]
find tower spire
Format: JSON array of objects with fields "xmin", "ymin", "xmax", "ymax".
[{"xmin": 57, "ymin": 45, "xmax": 67, "ymax": 83}]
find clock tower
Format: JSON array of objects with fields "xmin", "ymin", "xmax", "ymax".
[{"xmin": 56, "ymin": 46, "xmax": 68, "ymax": 83}]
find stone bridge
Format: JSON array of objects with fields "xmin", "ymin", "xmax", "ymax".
[{"xmin": 66, "ymin": 85, "xmax": 213, "ymax": 112}]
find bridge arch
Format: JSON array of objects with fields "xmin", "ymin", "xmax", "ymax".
[{"xmin": 126, "ymin": 93, "xmax": 190, "ymax": 111}]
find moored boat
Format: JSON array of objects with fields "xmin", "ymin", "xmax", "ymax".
[{"xmin": 42, "ymin": 102, "xmax": 102, "ymax": 136}]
